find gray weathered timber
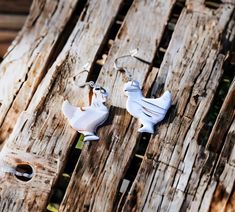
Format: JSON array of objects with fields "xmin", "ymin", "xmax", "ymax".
[
  {"xmin": 0, "ymin": 0, "xmax": 234, "ymax": 211},
  {"xmin": 0, "ymin": 0, "xmax": 124, "ymax": 210},
  {"xmin": 60, "ymin": 0, "xmax": 176, "ymax": 211},
  {"xmin": 206, "ymin": 119, "xmax": 235, "ymax": 212},
  {"xmin": 0, "ymin": 0, "xmax": 78, "ymax": 144},
  {"xmin": 201, "ymin": 79, "xmax": 235, "ymax": 211},
  {"xmin": 122, "ymin": 2, "xmax": 235, "ymax": 212}
]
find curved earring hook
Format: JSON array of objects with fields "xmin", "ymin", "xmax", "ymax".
[
  {"xmin": 72, "ymin": 63, "xmax": 90, "ymax": 81},
  {"xmin": 71, "ymin": 63, "xmax": 98, "ymax": 88},
  {"xmin": 78, "ymin": 81, "xmax": 96, "ymax": 88},
  {"xmin": 114, "ymin": 49, "xmax": 139, "ymax": 81}
]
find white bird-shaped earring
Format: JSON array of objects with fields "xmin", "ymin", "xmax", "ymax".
[
  {"xmin": 62, "ymin": 81, "xmax": 109, "ymax": 141},
  {"xmin": 114, "ymin": 50, "xmax": 172, "ymax": 134}
]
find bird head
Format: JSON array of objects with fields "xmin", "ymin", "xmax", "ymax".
[
  {"xmin": 92, "ymin": 86, "xmax": 108, "ymax": 103},
  {"xmin": 123, "ymin": 80, "xmax": 141, "ymax": 96}
]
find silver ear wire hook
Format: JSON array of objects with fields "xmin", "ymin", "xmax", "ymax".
[
  {"xmin": 72, "ymin": 63, "xmax": 90, "ymax": 82},
  {"xmin": 71, "ymin": 63, "xmax": 99, "ymax": 89},
  {"xmin": 114, "ymin": 49, "xmax": 152, "ymax": 80},
  {"xmin": 78, "ymin": 81, "xmax": 96, "ymax": 88},
  {"xmin": 114, "ymin": 49, "xmax": 140, "ymax": 81}
]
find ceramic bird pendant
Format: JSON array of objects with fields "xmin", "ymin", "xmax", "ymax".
[
  {"xmin": 62, "ymin": 86, "xmax": 109, "ymax": 141},
  {"xmin": 123, "ymin": 80, "xmax": 172, "ymax": 133}
]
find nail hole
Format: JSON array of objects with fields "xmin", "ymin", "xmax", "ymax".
[{"xmin": 15, "ymin": 164, "xmax": 34, "ymax": 182}]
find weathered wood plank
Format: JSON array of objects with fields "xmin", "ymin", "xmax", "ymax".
[
  {"xmin": 122, "ymin": 3, "xmax": 234, "ymax": 211},
  {"xmin": 197, "ymin": 81, "xmax": 235, "ymax": 211},
  {"xmin": 0, "ymin": 14, "xmax": 27, "ymax": 30},
  {"xmin": 0, "ymin": 0, "xmax": 125, "ymax": 210},
  {"xmin": 199, "ymin": 118, "xmax": 235, "ymax": 212},
  {"xmin": 60, "ymin": 0, "xmax": 176, "ymax": 211},
  {"xmin": 97, "ymin": 0, "xmax": 176, "ymax": 108},
  {"xmin": 185, "ymin": 12, "xmax": 235, "ymax": 212},
  {"xmin": 0, "ymin": 0, "xmax": 79, "ymax": 144},
  {"xmin": 206, "ymin": 70, "xmax": 235, "ymax": 152}
]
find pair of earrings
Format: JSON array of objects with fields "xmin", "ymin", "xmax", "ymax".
[{"xmin": 62, "ymin": 52, "xmax": 172, "ymax": 141}]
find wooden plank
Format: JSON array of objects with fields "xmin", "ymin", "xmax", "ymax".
[
  {"xmin": 198, "ymin": 80, "xmax": 235, "ymax": 211},
  {"xmin": 0, "ymin": 30, "xmax": 18, "ymax": 42},
  {"xmin": 207, "ymin": 119, "xmax": 235, "ymax": 212},
  {"xmin": 97, "ymin": 0, "xmax": 176, "ymax": 108},
  {"xmin": 0, "ymin": 14, "xmax": 27, "ymax": 30},
  {"xmin": 0, "ymin": 0, "xmax": 31, "ymax": 14},
  {"xmin": 206, "ymin": 70, "xmax": 235, "ymax": 152},
  {"xmin": 0, "ymin": 0, "xmax": 79, "ymax": 145},
  {"xmin": 60, "ymin": 0, "xmax": 176, "ymax": 211},
  {"xmin": 225, "ymin": 186, "xmax": 235, "ymax": 211},
  {"xmin": 122, "ymin": 2, "xmax": 234, "ymax": 211},
  {"xmin": 0, "ymin": 0, "xmax": 125, "ymax": 210}
]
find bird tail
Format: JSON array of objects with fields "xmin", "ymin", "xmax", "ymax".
[
  {"xmin": 62, "ymin": 100, "xmax": 76, "ymax": 120},
  {"xmin": 161, "ymin": 91, "xmax": 172, "ymax": 109}
]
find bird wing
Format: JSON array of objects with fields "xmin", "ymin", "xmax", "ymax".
[{"xmin": 139, "ymin": 98, "xmax": 167, "ymax": 115}]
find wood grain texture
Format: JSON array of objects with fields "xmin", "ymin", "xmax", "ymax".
[
  {"xmin": 97, "ymin": 0, "xmax": 176, "ymax": 108},
  {"xmin": 0, "ymin": 0, "xmax": 78, "ymax": 144},
  {"xmin": 207, "ymin": 118, "xmax": 235, "ymax": 212},
  {"xmin": 60, "ymin": 0, "xmax": 176, "ymax": 211},
  {"xmin": 0, "ymin": 0, "xmax": 234, "ymax": 211},
  {"xmin": 207, "ymin": 78, "xmax": 235, "ymax": 153},
  {"xmin": 122, "ymin": 3, "xmax": 235, "ymax": 211},
  {"xmin": 0, "ymin": 0, "xmax": 125, "ymax": 210}
]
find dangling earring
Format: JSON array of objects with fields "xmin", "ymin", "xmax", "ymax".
[
  {"xmin": 114, "ymin": 50, "xmax": 172, "ymax": 134},
  {"xmin": 62, "ymin": 81, "xmax": 109, "ymax": 141}
]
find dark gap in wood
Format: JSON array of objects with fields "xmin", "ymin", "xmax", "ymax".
[
  {"xmin": 45, "ymin": 1, "xmax": 91, "ymax": 210},
  {"xmin": 198, "ymin": 13, "xmax": 235, "ymax": 147},
  {"xmin": 46, "ymin": 1, "xmax": 134, "ymax": 210},
  {"xmin": 115, "ymin": 1, "xmax": 186, "ymax": 208},
  {"xmin": 86, "ymin": 0, "xmax": 134, "ymax": 82},
  {"xmin": 135, "ymin": 134, "xmax": 151, "ymax": 156},
  {"xmin": 152, "ymin": 0, "xmax": 185, "ymax": 69},
  {"xmin": 114, "ymin": 133, "xmax": 151, "ymax": 211},
  {"xmin": 150, "ymin": 0, "xmax": 185, "ymax": 98},
  {"xmin": 22, "ymin": 0, "xmax": 88, "ymax": 113},
  {"xmin": 198, "ymin": 57, "xmax": 235, "ymax": 147},
  {"xmin": 46, "ymin": 134, "xmax": 82, "ymax": 210},
  {"xmin": 115, "ymin": 179, "xmax": 133, "ymax": 212},
  {"xmin": 204, "ymin": 0, "xmax": 222, "ymax": 10},
  {"xmin": 42, "ymin": 0, "xmax": 88, "ymax": 73}
]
